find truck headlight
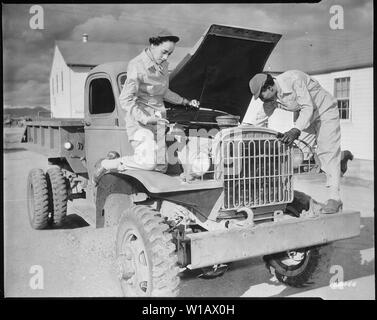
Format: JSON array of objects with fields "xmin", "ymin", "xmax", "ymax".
[
  {"xmin": 64, "ymin": 142, "xmax": 73, "ymax": 150},
  {"xmin": 292, "ymin": 147, "xmax": 304, "ymax": 169},
  {"xmin": 190, "ymin": 153, "xmax": 211, "ymax": 177}
]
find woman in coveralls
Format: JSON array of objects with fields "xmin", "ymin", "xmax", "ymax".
[
  {"xmin": 248, "ymin": 70, "xmax": 343, "ymax": 214},
  {"xmin": 98, "ymin": 29, "xmax": 199, "ymax": 175}
]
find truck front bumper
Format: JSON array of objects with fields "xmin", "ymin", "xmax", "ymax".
[{"xmin": 186, "ymin": 210, "xmax": 360, "ymax": 269}]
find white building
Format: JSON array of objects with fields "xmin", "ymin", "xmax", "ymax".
[
  {"xmin": 244, "ymin": 37, "xmax": 373, "ymax": 160},
  {"xmin": 49, "ymin": 35, "xmax": 190, "ymax": 119}
]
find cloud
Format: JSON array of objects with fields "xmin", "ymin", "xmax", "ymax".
[
  {"xmin": 21, "ymin": 30, "xmax": 45, "ymax": 43},
  {"xmin": 69, "ymin": 14, "xmax": 149, "ymax": 44},
  {"xmin": 3, "ymin": 41, "xmax": 53, "ymax": 83},
  {"xmin": 6, "ymin": 61, "xmax": 51, "ymax": 83},
  {"xmin": 2, "ymin": 2, "xmax": 373, "ymax": 108},
  {"xmin": 4, "ymin": 80, "xmax": 50, "ymax": 107}
]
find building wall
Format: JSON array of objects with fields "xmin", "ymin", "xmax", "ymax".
[
  {"xmin": 312, "ymin": 67, "xmax": 373, "ymax": 160},
  {"xmin": 50, "ymin": 46, "xmax": 90, "ymax": 118},
  {"xmin": 243, "ymin": 98, "xmax": 295, "ymax": 132},
  {"xmin": 69, "ymin": 66, "xmax": 90, "ymax": 118},
  {"xmin": 50, "ymin": 46, "xmax": 72, "ymax": 118}
]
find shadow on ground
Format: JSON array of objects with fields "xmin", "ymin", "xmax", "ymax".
[
  {"xmin": 51, "ymin": 214, "xmax": 90, "ymax": 230},
  {"xmin": 271, "ymin": 216, "xmax": 374, "ymax": 297},
  {"xmin": 4, "ymin": 147, "xmax": 27, "ymax": 153}
]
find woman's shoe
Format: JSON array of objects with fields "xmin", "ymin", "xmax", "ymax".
[
  {"xmin": 321, "ymin": 199, "xmax": 343, "ymax": 214},
  {"xmin": 92, "ymin": 158, "xmax": 106, "ymax": 185},
  {"xmin": 107, "ymin": 151, "xmax": 120, "ymax": 159},
  {"xmin": 92, "ymin": 151, "xmax": 120, "ymax": 185}
]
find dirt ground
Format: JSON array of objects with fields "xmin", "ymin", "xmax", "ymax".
[{"xmin": 3, "ymin": 128, "xmax": 375, "ymax": 298}]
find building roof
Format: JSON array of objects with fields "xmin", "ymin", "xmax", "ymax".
[
  {"xmin": 56, "ymin": 34, "xmax": 373, "ymax": 76},
  {"xmin": 90, "ymin": 61, "xmax": 129, "ymax": 76},
  {"xmin": 56, "ymin": 40, "xmax": 191, "ymax": 70},
  {"xmin": 264, "ymin": 36, "xmax": 373, "ymax": 75}
]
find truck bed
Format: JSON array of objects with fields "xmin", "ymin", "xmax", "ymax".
[
  {"xmin": 22, "ymin": 118, "xmax": 87, "ymax": 173},
  {"xmin": 25, "ymin": 118, "xmax": 84, "ymax": 127}
]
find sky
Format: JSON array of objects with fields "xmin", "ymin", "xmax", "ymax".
[{"xmin": 2, "ymin": 1, "xmax": 373, "ymax": 109}]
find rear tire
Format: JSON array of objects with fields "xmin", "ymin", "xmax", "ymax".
[
  {"xmin": 263, "ymin": 244, "xmax": 333, "ymax": 287},
  {"xmin": 27, "ymin": 168, "xmax": 50, "ymax": 229},
  {"xmin": 116, "ymin": 205, "xmax": 180, "ymax": 297},
  {"xmin": 46, "ymin": 166, "xmax": 69, "ymax": 227}
]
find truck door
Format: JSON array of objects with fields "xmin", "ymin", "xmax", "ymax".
[{"xmin": 84, "ymin": 73, "xmax": 124, "ymax": 180}]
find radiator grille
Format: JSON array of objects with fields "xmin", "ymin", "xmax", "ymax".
[{"xmin": 220, "ymin": 136, "xmax": 294, "ymax": 210}]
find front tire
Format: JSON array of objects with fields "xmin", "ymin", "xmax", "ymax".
[
  {"xmin": 263, "ymin": 244, "xmax": 333, "ymax": 287},
  {"xmin": 27, "ymin": 168, "xmax": 50, "ymax": 229},
  {"xmin": 116, "ymin": 205, "xmax": 180, "ymax": 297}
]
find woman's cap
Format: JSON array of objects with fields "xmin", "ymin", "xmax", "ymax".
[{"xmin": 152, "ymin": 29, "xmax": 180, "ymax": 43}]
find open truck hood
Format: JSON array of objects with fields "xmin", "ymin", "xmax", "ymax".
[{"xmin": 169, "ymin": 25, "xmax": 281, "ymax": 121}]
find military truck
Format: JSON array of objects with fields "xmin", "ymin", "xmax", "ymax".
[{"xmin": 23, "ymin": 25, "xmax": 360, "ymax": 297}]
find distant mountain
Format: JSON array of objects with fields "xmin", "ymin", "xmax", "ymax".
[{"xmin": 3, "ymin": 106, "xmax": 51, "ymax": 119}]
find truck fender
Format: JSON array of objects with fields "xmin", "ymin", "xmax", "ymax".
[
  {"xmin": 95, "ymin": 172, "xmax": 146, "ymax": 228},
  {"xmin": 103, "ymin": 193, "xmax": 132, "ymax": 227},
  {"xmin": 48, "ymin": 157, "xmax": 74, "ymax": 173}
]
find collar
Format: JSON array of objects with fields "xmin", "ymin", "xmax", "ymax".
[
  {"xmin": 141, "ymin": 49, "xmax": 156, "ymax": 70},
  {"xmin": 275, "ymin": 76, "xmax": 293, "ymax": 96},
  {"xmin": 142, "ymin": 48, "xmax": 169, "ymax": 73}
]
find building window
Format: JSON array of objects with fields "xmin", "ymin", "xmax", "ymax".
[
  {"xmin": 334, "ymin": 77, "xmax": 350, "ymax": 119},
  {"xmin": 56, "ymin": 74, "xmax": 59, "ymax": 94},
  {"xmin": 51, "ymin": 78, "xmax": 54, "ymax": 95},
  {"xmin": 61, "ymin": 71, "xmax": 63, "ymax": 92},
  {"xmin": 89, "ymin": 78, "xmax": 115, "ymax": 114}
]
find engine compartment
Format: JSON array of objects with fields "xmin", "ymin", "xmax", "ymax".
[
  {"xmin": 166, "ymin": 107, "xmax": 228, "ymax": 130},
  {"xmin": 165, "ymin": 107, "xmax": 235, "ymax": 178}
]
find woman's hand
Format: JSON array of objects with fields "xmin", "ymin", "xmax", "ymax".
[
  {"xmin": 189, "ymin": 99, "xmax": 200, "ymax": 109},
  {"xmin": 183, "ymin": 98, "xmax": 200, "ymax": 109}
]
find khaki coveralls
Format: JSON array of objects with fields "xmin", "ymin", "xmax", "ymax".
[
  {"xmin": 252, "ymin": 70, "xmax": 341, "ymax": 200},
  {"xmin": 105, "ymin": 49, "xmax": 185, "ymax": 172}
]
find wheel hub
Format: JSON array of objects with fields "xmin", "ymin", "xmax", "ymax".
[
  {"xmin": 118, "ymin": 229, "xmax": 150, "ymax": 295},
  {"xmin": 117, "ymin": 247, "xmax": 135, "ymax": 280},
  {"xmin": 281, "ymin": 250, "xmax": 306, "ymax": 266}
]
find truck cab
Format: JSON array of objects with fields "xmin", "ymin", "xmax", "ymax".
[{"xmin": 83, "ymin": 62, "xmax": 131, "ymax": 182}]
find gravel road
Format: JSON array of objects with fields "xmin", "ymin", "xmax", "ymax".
[{"xmin": 3, "ymin": 128, "xmax": 374, "ymax": 298}]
